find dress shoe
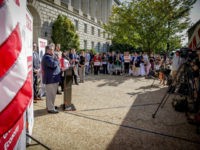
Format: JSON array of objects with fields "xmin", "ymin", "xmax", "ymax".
[
  {"xmin": 34, "ymin": 97, "xmax": 41, "ymax": 100},
  {"xmin": 57, "ymin": 91, "xmax": 62, "ymax": 95},
  {"xmin": 47, "ymin": 109, "xmax": 59, "ymax": 114}
]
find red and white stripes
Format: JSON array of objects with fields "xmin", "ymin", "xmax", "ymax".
[{"xmin": 0, "ymin": 0, "xmax": 32, "ymax": 137}]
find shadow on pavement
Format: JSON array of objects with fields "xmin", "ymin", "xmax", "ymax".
[
  {"xmin": 106, "ymin": 88, "xmax": 200, "ymax": 150},
  {"xmin": 86, "ymin": 75, "xmax": 144, "ymax": 87},
  {"xmin": 34, "ymin": 109, "xmax": 48, "ymax": 117},
  {"xmin": 135, "ymin": 84, "xmax": 160, "ymax": 90}
]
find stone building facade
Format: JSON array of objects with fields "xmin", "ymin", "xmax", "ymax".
[{"xmin": 27, "ymin": 0, "xmax": 120, "ymax": 52}]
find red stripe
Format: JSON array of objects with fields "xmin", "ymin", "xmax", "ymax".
[
  {"xmin": 60, "ymin": 58, "xmax": 64, "ymax": 69},
  {"xmin": 0, "ymin": 24, "xmax": 22, "ymax": 78},
  {"xmin": 0, "ymin": 0, "xmax": 4, "ymax": 5},
  {"xmin": 0, "ymin": 76, "xmax": 32, "ymax": 137},
  {"xmin": 27, "ymin": 56, "xmax": 32, "ymax": 62},
  {"xmin": 0, "ymin": 115, "xmax": 24, "ymax": 149},
  {"xmin": 15, "ymin": 0, "xmax": 20, "ymax": 6}
]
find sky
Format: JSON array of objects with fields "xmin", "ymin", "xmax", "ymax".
[
  {"xmin": 190, "ymin": 0, "xmax": 200, "ymax": 24},
  {"xmin": 182, "ymin": 0, "xmax": 200, "ymax": 45}
]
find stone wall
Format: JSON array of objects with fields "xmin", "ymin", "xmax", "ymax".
[{"xmin": 27, "ymin": 0, "xmax": 111, "ymax": 52}]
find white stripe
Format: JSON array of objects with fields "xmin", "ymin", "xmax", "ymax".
[
  {"xmin": 0, "ymin": 46, "xmax": 28, "ymax": 112},
  {"xmin": 0, "ymin": 0, "xmax": 27, "ymax": 112},
  {"xmin": 0, "ymin": 0, "xmax": 24, "ymax": 45}
]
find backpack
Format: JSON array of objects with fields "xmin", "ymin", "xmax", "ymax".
[{"xmin": 172, "ymin": 98, "xmax": 188, "ymax": 112}]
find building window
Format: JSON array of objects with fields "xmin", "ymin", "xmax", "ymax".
[
  {"xmin": 91, "ymin": 26, "xmax": 95, "ymax": 35},
  {"xmin": 103, "ymin": 32, "xmax": 105, "ymax": 38},
  {"xmin": 103, "ymin": 44, "xmax": 106, "ymax": 52},
  {"xmin": 84, "ymin": 40, "xmax": 87, "ymax": 49},
  {"xmin": 98, "ymin": 42, "xmax": 101, "ymax": 51},
  {"xmin": 98, "ymin": 29, "xmax": 101, "ymax": 37},
  {"xmin": 74, "ymin": 19, "xmax": 79, "ymax": 31},
  {"xmin": 91, "ymin": 41, "xmax": 94, "ymax": 49},
  {"xmin": 84, "ymin": 23, "xmax": 87, "ymax": 33},
  {"xmin": 108, "ymin": 33, "xmax": 110, "ymax": 39}
]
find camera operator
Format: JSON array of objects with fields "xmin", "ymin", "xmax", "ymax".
[
  {"xmin": 171, "ymin": 50, "xmax": 184, "ymax": 80},
  {"xmin": 191, "ymin": 47, "xmax": 200, "ymax": 112}
]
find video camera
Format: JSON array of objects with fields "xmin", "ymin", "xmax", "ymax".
[{"xmin": 179, "ymin": 47, "xmax": 197, "ymax": 62}]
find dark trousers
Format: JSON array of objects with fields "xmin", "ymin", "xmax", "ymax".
[
  {"xmin": 61, "ymin": 76, "xmax": 64, "ymax": 91},
  {"xmin": 102, "ymin": 64, "xmax": 108, "ymax": 74},
  {"xmin": 33, "ymin": 74, "xmax": 40, "ymax": 98},
  {"xmin": 72, "ymin": 69, "xmax": 78, "ymax": 84},
  {"xmin": 94, "ymin": 66, "xmax": 100, "ymax": 75},
  {"xmin": 124, "ymin": 62, "xmax": 130, "ymax": 74}
]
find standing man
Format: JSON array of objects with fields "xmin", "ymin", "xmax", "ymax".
[
  {"xmin": 85, "ymin": 50, "xmax": 91, "ymax": 75},
  {"xmin": 54, "ymin": 44, "xmax": 62, "ymax": 94},
  {"xmin": 42, "ymin": 44, "xmax": 61, "ymax": 114},
  {"xmin": 171, "ymin": 50, "xmax": 183, "ymax": 80},
  {"xmin": 33, "ymin": 43, "xmax": 41, "ymax": 103},
  {"xmin": 69, "ymin": 49, "xmax": 79, "ymax": 85},
  {"xmin": 78, "ymin": 51, "xmax": 86, "ymax": 83}
]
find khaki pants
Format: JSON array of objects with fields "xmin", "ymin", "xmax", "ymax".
[
  {"xmin": 171, "ymin": 70, "xmax": 177, "ymax": 80},
  {"xmin": 78, "ymin": 66, "xmax": 85, "ymax": 82},
  {"xmin": 45, "ymin": 83, "xmax": 58, "ymax": 111}
]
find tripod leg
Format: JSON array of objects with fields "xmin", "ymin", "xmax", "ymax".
[
  {"xmin": 26, "ymin": 134, "xmax": 51, "ymax": 150},
  {"xmin": 151, "ymin": 78, "xmax": 156, "ymax": 87},
  {"xmin": 152, "ymin": 93, "xmax": 169, "ymax": 118},
  {"xmin": 161, "ymin": 94, "xmax": 171, "ymax": 108}
]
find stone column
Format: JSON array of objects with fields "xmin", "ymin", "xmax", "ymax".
[
  {"xmin": 61, "ymin": 0, "xmax": 73, "ymax": 11},
  {"xmin": 54, "ymin": 0, "xmax": 61, "ymax": 5},
  {"xmin": 90, "ymin": 0, "xmax": 97, "ymax": 20},
  {"xmin": 96, "ymin": 0, "xmax": 102, "ymax": 21},
  {"xmin": 72, "ymin": 0, "xmax": 82, "ymax": 15},
  {"xmin": 107, "ymin": 0, "xmax": 112, "ymax": 20},
  {"xmin": 101, "ymin": 0, "xmax": 107, "ymax": 23},
  {"xmin": 82, "ymin": 0, "xmax": 89, "ymax": 15}
]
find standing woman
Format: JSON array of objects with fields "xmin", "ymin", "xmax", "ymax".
[
  {"xmin": 101, "ymin": 53, "xmax": 108, "ymax": 74},
  {"xmin": 78, "ymin": 51, "xmax": 86, "ymax": 83},
  {"xmin": 114, "ymin": 53, "xmax": 122, "ymax": 75},
  {"xmin": 60, "ymin": 51, "xmax": 70, "ymax": 91},
  {"xmin": 140, "ymin": 52, "xmax": 146, "ymax": 76},
  {"xmin": 124, "ymin": 52, "xmax": 131, "ymax": 75},
  {"xmin": 93, "ymin": 53, "xmax": 102, "ymax": 75}
]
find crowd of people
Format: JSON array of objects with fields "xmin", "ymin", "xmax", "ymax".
[{"xmin": 33, "ymin": 42, "xmax": 200, "ymax": 116}]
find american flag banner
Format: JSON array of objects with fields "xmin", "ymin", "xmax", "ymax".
[
  {"xmin": 188, "ymin": 23, "xmax": 200, "ymax": 49},
  {"xmin": 0, "ymin": 0, "xmax": 33, "ymax": 149}
]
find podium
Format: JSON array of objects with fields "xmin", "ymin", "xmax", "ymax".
[{"xmin": 63, "ymin": 67, "xmax": 76, "ymax": 111}]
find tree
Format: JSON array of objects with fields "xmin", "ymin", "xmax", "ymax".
[
  {"xmin": 104, "ymin": 0, "xmax": 196, "ymax": 54},
  {"xmin": 52, "ymin": 15, "xmax": 80, "ymax": 51}
]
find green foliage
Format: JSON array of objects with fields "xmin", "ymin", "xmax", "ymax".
[
  {"xmin": 104, "ymin": 0, "xmax": 196, "ymax": 54},
  {"xmin": 109, "ymin": 42, "xmax": 136, "ymax": 52},
  {"xmin": 90, "ymin": 48, "xmax": 97, "ymax": 54},
  {"xmin": 52, "ymin": 15, "xmax": 80, "ymax": 51}
]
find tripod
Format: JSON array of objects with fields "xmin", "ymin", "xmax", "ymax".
[
  {"xmin": 152, "ymin": 62, "xmax": 193, "ymax": 118},
  {"xmin": 26, "ymin": 133, "xmax": 51, "ymax": 149}
]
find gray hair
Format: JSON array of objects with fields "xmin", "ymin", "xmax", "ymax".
[{"xmin": 49, "ymin": 43, "xmax": 55, "ymax": 50}]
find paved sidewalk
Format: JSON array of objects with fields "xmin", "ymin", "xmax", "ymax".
[{"xmin": 27, "ymin": 75, "xmax": 200, "ymax": 150}]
